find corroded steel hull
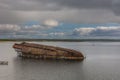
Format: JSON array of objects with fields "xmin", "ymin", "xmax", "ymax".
[{"xmin": 13, "ymin": 42, "xmax": 84, "ymax": 60}]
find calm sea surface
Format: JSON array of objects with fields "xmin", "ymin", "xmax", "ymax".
[{"xmin": 0, "ymin": 41, "xmax": 120, "ymax": 80}]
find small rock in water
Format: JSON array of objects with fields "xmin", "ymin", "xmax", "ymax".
[{"xmin": 0, "ymin": 61, "xmax": 8, "ymax": 65}]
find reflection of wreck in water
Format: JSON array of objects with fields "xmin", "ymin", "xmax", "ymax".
[{"xmin": 13, "ymin": 42, "xmax": 84, "ymax": 60}]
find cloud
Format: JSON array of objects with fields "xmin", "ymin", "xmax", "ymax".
[
  {"xmin": 0, "ymin": 24, "xmax": 20, "ymax": 33},
  {"xmin": 24, "ymin": 25, "xmax": 45, "ymax": 30},
  {"xmin": 22, "ymin": 19, "xmax": 59, "ymax": 32},
  {"xmin": 73, "ymin": 27, "xmax": 95, "ymax": 35},
  {"xmin": 1, "ymin": 23, "xmax": 120, "ymax": 39},
  {"xmin": 0, "ymin": 19, "xmax": 59, "ymax": 36},
  {"xmin": 1, "ymin": 0, "xmax": 120, "ymax": 24},
  {"xmin": 73, "ymin": 26, "xmax": 120, "ymax": 36},
  {"xmin": 0, "ymin": 0, "xmax": 113, "ymax": 11},
  {"xmin": 42, "ymin": 19, "xmax": 59, "ymax": 27},
  {"xmin": 2, "ymin": 0, "xmax": 120, "ymax": 39},
  {"xmin": 49, "ymin": 32, "xmax": 65, "ymax": 36},
  {"xmin": 0, "ymin": 0, "xmax": 119, "ymax": 14}
]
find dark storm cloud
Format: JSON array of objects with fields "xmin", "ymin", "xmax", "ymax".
[
  {"xmin": 0, "ymin": 0, "xmax": 120, "ymax": 24},
  {"xmin": 0, "ymin": 0, "xmax": 62, "ymax": 11},
  {"xmin": 46, "ymin": 0, "xmax": 112, "ymax": 9},
  {"xmin": 33, "ymin": 0, "xmax": 120, "ymax": 15},
  {"xmin": 0, "ymin": 0, "xmax": 112, "ymax": 10},
  {"xmin": 0, "ymin": 0, "xmax": 119, "ymax": 12}
]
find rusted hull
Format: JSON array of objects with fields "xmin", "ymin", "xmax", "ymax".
[{"xmin": 13, "ymin": 42, "xmax": 84, "ymax": 60}]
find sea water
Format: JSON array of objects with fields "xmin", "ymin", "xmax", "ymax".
[{"xmin": 0, "ymin": 41, "xmax": 120, "ymax": 80}]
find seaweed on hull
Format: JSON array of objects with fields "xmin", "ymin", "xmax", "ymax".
[{"xmin": 13, "ymin": 42, "xmax": 84, "ymax": 60}]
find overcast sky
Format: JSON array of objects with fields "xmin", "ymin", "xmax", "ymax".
[
  {"xmin": 1, "ymin": 0, "xmax": 120, "ymax": 39},
  {"xmin": 1, "ymin": 0, "xmax": 120, "ymax": 24}
]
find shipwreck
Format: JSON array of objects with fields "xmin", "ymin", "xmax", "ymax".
[{"xmin": 13, "ymin": 42, "xmax": 84, "ymax": 60}]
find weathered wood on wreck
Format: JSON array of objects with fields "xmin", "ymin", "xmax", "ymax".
[{"xmin": 13, "ymin": 42, "xmax": 84, "ymax": 60}]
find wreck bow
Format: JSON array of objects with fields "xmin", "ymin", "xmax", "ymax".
[{"xmin": 13, "ymin": 42, "xmax": 84, "ymax": 60}]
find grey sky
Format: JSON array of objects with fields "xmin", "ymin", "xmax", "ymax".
[{"xmin": 0, "ymin": 0, "xmax": 120, "ymax": 24}]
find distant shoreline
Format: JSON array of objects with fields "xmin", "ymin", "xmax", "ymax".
[{"xmin": 1, "ymin": 39, "xmax": 120, "ymax": 42}]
